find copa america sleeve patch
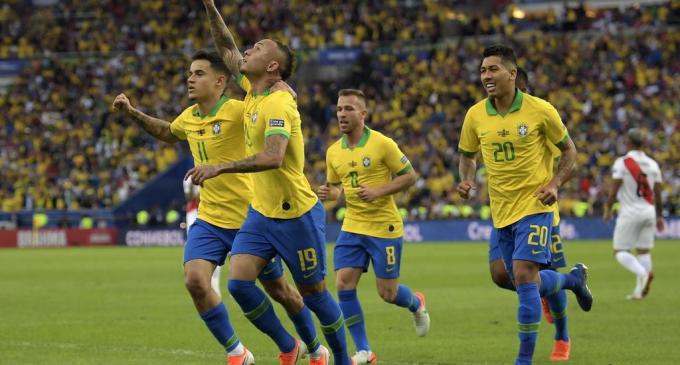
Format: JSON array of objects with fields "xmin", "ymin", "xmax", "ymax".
[
  {"xmin": 400, "ymin": 155, "xmax": 409, "ymax": 164},
  {"xmin": 269, "ymin": 119, "xmax": 285, "ymax": 128}
]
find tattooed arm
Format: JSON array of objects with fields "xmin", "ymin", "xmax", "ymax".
[
  {"xmin": 184, "ymin": 134, "xmax": 288, "ymax": 185},
  {"xmin": 112, "ymin": 93, "xmax": 179, "ymax": 143},
  {"xmin": 202, "ymin": 0, "xmax": 243, "ymax": 76}
]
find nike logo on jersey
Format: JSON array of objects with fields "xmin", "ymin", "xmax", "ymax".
[{"xmin": 531, "ymin": 249, "xmax": 543, "ymax": 255}]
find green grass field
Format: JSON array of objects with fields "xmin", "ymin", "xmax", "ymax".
[{"xmin": 2, "ymin": 240, "xmax": 679, "ymax": 365}]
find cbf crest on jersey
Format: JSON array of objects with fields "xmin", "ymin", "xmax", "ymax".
[
  {"xmin": 517, "ymin": 122, "xmax": 529, "ymax": 137},
  {"xmin": 212, "ymin": 121, "xmax": 221, "ymax": 135},
  {"xmin": 362, "ymin": 156, "xmax": 371, "ymax": 167}
]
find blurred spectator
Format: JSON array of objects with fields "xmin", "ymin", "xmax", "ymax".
[{"xmin": 1, "ymin": 0, "xmax": 678, "ymax": 222}]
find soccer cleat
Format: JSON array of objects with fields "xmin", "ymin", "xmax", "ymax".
[
  {"xmin": 627, "ymin": 272, "xmax": 653, "ymax": 300},
  {"xmin": 550, "ymin": 340, "xmax": 571, "ymax": 361},
  {"xmin": 541, "ymin": 296, "xmax": 554, "ymax": 324},
  {"xmin": 412, "ymin": 292, "xmax": 430, "ymax": 337},
  {"xmin": 309, "ymin": 345, "xmax": 329, "ymax": 365},
  {"xmin": 642, "ymin": 271, "xmax": 654, "ymax": 297},
  {"xmin": 227, "ymin": 347, "xmax": 255, "ymax": 365},
  {"xmin": 570, "ymin": 263, "xmax": 593, "ymax": 311},
  {"xmin": 352, "ymin": 350, "xmax": 378, "ymax": 364},
  {"xmin": 279, "ymin": 339, "xmax": 306, "ymax": 365}
]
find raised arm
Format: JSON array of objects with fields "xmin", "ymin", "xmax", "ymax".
[
  {"xmin": 202, "ymin": 0, "xmax": 243, "ymax": 76},
  {"xmin": 112, "ymin": 93, "xmax": 179, "ymax": 144}
]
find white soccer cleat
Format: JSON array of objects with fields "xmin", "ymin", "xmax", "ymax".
[
  {"xmin": 352, "ymin": 350, "xmax": 378, "ymax": 364},
  {"xmin": 412, "ymin": 292, "xmax": 430, "ymax": 337}
]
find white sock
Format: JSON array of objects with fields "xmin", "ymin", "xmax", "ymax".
[
  {"xmin": 637, "ymin": 253, "xmax": 652, "ymax": 272},
  {"xmin": 616, "ymin": 251, "xmax": 647, "ymax": 277},
  {"xmin": 228, "ymin": 342, "xmax": 244, "ymax": 356}
]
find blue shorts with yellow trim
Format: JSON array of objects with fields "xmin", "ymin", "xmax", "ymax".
[
  {"xmin": 231, "ymin": 201, "xmax": 327, "ymax": 285},
  {"xmin": 489, "ymin": 222, "xmax": 566, "ymax": 269},
  {"xmin": 491, "ymin": 212, "xmax": 554, "ymax": 279},
  {"xmin": 334, "ymin": 231, "xmax": 402, "ymax": 279},
  {"xmin": 184, "ymin": 218, "xmax": 283, "ymax": 281}
]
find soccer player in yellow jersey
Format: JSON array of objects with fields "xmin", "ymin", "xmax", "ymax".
[
  {"xmin": 456, "ymin": 45, "xmax": 592, "ymax": 365},
  {"xmin": 112, "ymin": 49, "xmax": 311, "ymax": 365},
  {"xmin": 486, "ymin": 67, "xmax": 573, "ymax": 361},
  {"xmin": 317, "ymin": 89, "xmax": 429, "ymax": 364},
  {"xmin": 185, "ymin": 2, "xmax": 351, "ymax": 365}
]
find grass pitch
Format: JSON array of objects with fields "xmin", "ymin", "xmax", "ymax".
[{"xmin": 1, "ymin": 240, "xmax": 679, "ymax": 364}]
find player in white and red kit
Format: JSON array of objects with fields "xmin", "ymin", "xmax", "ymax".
[{"xmin": 604, "ymin": 128, "xmax": 665, "ymax": 300}]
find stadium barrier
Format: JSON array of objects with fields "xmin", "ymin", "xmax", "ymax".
[
  {"xmin": 0, "ymin": 228, "xmax": 118, "ymax": 248},
  {"xmin": 326, "ymin": 217, "xmax": 680, "ymax": 242},
  {"xmin": 120, "ymin": 229, "xmax": 186, "ymax": 247}
]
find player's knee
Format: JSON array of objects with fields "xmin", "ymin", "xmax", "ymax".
[
  {"xmin": 491, "ymin": 272, "xmax": 508, "ymax": 289},
  {"xmin": 184, "ymin": 272, "xmax": 210, "ymax": 298},
  {"xmin": 335, "ymin": 277, "xmax": 355, "ymax": 291},
  {"xmin": 377, "ymin": 285, "xmax": 398, "ymax": 303}
]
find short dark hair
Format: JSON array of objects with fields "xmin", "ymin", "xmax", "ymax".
[
  {"xmin": 516, "ymin": 66, "xmax": 529, "ymax": 92},
  {"xmin": 628, "ymin": 128, "xmax": 645, "ymax": 148},
  {"xmin": 272, "ymin": 39, "xmax": 296, "ymax": 81},
  {"xmin": 483, "ymin": 44, "xmax": 517, "ymax": 69},
  {"xmin": 191, "ymin": 49, "xmax": 229, "ymax": 75},
  {"xmin": 338, "ymin": 89, "xmax": 367, "ymax": 105}
]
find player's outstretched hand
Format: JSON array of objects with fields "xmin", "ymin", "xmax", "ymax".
[
  {"xmin": 456, "ymin": 180, "xmax": 476, "ymax": 199},
  {"xmin": 184, "ymin": 165, "xmax": 219, "ymax": 186},
  {"xmin": 357, "ymin": 184, "xmax": 381, "ymax": 202},
  {"xmin": 271, "ymin": 80, "xmax": 297, "ymax": 99},
  {"xmin": 112, "ymin": 93, "xmax": 132, "ymax": 113},
  {"xmin": 534, "ymin": 183, "xmax": 558, "ymax": 206},
  {"xmin": 317, "ymin": 183, "xmax": 332, "ymax": 201}
]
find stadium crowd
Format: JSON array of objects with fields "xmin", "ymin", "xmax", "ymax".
[{"xmin": 1, "ymin": 0, "xmax": 678, "ymax": 222}]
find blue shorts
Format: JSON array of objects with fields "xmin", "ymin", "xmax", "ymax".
[
  {"xmin": 184, "ymin": 218, "xmax": 283, "ymax": 281},
  {"xmin": 334, "ymin": 231, "xmax": 403, "ymax": 279},
  {"xmin": 489, "ymin": 222, "xmax": 566, "ymax": 269},
  {"xmin": 231, "ymin": 201, "xmax": 327, "ymax": 285},
  {"xmin": 492, "ymin": 212, "xmax": 554, "ymax": 278}
]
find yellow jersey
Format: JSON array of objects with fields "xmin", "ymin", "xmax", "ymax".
[
  {"xmin": 458, "ymin": 90, "xmax": 569, "ymax": 228},
  {"xmin": 237, "ymin": 74, "xmax": 317, "ymax": 218},
  {"xmin": 326, "ymin": 127, "xmax": 412, "ymax": 238},
  {"xmin": 170, "ymin": 95, "xmax": 252, "ymax": 229}
]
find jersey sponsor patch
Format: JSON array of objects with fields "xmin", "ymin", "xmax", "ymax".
[{"xmin": 269, "ymin": 119, "xmax": 285, "ymax": 127}]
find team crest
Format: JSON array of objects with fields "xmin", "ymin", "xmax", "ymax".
[
  {"xmin": 251, "ymin": 112, "xmax": 258, "ymax": 124},
  {"xmin": 212, "ymin": 122, "xmax": 221, "ymax": 135},
  {"xmin": 362, "ymin": 156, "xmax": 371, "ymax": 167},
  {"xmin": 517, "ymin": 123, "xmax": 529, "ymax": 137}
]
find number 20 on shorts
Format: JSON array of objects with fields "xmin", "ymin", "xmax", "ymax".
[{"xmin": 527, "ymin": 224, "xmax": 549, "ymax": 247}]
